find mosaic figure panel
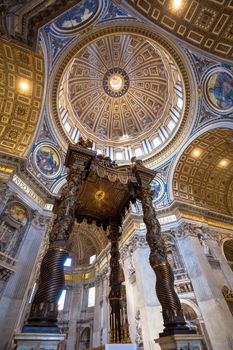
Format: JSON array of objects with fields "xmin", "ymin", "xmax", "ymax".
[
  {"xmin": 206, "ymin": 70, "xmax": 233, "ymax": 112},
  {"xmin": 35, "ymin": 145, "xmax": 61, "ymax": 177}
]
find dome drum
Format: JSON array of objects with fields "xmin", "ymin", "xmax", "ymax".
[{"xmin": 50, "ymin": 24, "xmax": 196, "ymax": 164}]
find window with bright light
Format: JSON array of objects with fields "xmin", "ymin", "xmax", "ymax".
[
  {"xmin": 135, "ymin": 148, "xmax": 142, "ymax": 157},
  {"xmin": 64, "ymin": 258, "xmax": 72, "ymax": 267},
  {"xmin": 88, "ymin": 287, "xmax": 95, "ymax": 307},
  {"xmin": 64, "ymin": 121, "xmax": 71, "ymax": 133},
  {"xmin": 116, "ymin": 152, "xmax": 123, "ymax": 160},
  {"xmin": 89, "ymin": 255, "xmax": 96, "ymax": 264},
  {"xmin": 58, "ymin": 290, "xmax": 66, "ymax": 311},
  {"xmin": 177, "ymin": 97, "xmax": 183, "ymax": 109},
  {"xmin": 153, "ymin": 137, "xmax": 161, "ymax": 148},
  {"xmin": 167, "ymin": 120, "xmax": 175, "ymax": 132}
]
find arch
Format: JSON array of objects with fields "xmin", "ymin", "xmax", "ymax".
[
  {"xmin": 80, "ymin": 327, "xmax": 91, "ymax": 350},
  {"xmin": 169, "ymin": 123, "xmax": 233, "ymax": 216},
  {"xmin": 70, "ymin": 222, "xmax": 108, "ymax": 264},
  {"xmin": 180, "ymin": 299, "xmax": 202, "ymax": 319},
  {"xmin": 222, "ymin": 238, "xmax": 233, "ymax": 271},
  {"xmin": 169, "ymin": 121, "xmax": 233, "ymax": 201}
]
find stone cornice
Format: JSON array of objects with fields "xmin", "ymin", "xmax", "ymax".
[{"xmin": 156, "ymin": 200, "xmax": 233, "ymax": 228}]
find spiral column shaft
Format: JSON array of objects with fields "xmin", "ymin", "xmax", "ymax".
[
  {"xmin": 25, "ymin": 148, "xmax": 93, "ymax": 332},
  {"xmin": 139, "ymin": 188, "xmax": 189, "ymax": 336},
  {"xmin": 28, "ymin": 247, "xmax": 68, "ymax": 324}
]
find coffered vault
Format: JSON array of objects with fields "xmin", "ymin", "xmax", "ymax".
[{"xmin": 172, "ymin": 127, "xmax": 233, "ymax": 216}]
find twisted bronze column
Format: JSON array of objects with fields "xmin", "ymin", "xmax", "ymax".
[
  {"xmin": 24, "ymin": 150, "xmax": 92, "ymax": 332},
  {"xmin": 139, "ymin": 188, "xmax": 190, "ymax": 336},
  {"xmin": 108, "ymin": 218, "xmax": 130, "ymax": 343}
]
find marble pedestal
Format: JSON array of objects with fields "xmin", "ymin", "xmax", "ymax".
[
  {"xmin": 14, "ymin": 333, "xmax": 66, "ymax": 350},
  {"xmin": 155, "ymin": 334, "xmax": 203, "ymax": 350}
]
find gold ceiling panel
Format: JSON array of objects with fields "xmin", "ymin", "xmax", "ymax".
[
  {"xmin": 0, "ymin": 39, "xmax": 44, "ymax": 157},
  {"xmin": 173, "ymin": 128, "xmax": 233, "ymax": 216},
  {"xmin": 127, "ymin": 0, "xmax": 233, "ymax": 58}
]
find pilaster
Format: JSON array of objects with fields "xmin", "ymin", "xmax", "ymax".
[
  {"xmin": 0, "ymin": 212, "xmax": 49, "ymax": 350},
  {"xmin": 176, "ymin": 222, "xmax": 233, "ymax": 350}
]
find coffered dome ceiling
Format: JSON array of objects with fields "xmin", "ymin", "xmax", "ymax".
[{"xmin": 58, "ymin": 33, "xmax": 185, "ymax": 162}]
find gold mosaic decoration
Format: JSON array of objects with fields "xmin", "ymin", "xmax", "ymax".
[
  {"xmin": 173, "ymin": 128, "xmax": 233, "ymax": 216},
  {"xmin": 128, "ymin": 0, "xmax": 233, "ymax": 58},
  {"xmin": 0, "ymin": 39, "xmax": 44, "ymax": 157}
]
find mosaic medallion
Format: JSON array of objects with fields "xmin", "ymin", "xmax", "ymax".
[
  {"xmin": 206, "ymin": 70, "xmax": 233, "ymax": 113},
  {"xmin": 103, "ymin": 67, "xmax": 130, "ymax": 98},
  {"xmin": 35, "ymin": 144, "xmax": 61, "ymax": 178}
]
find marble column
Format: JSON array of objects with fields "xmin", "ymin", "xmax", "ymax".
[
  {"xmin": 102, "ymin": 267, "xmax": 110, "ymax": 344},
  {"xmin": 176, "ymin": 223, "xmax": 233, "ymax": 350},
  {"xmin": 92, "ymin": 267, "xmax": 111, "ymax": 347},
  {"xmin": 127, "ymin": 231, "xmax": 163, "ymax": 350},
  {"xmin": 93, "ymin": 271, "xmax": 104, "ymax": 346},
  {"xmin": 0, "ymin": 212, "xmax": 48, "ymax": 350},
  {"xmin": 66, "ymin": 280, "xmax": 83, "ymax": 350},
  {"xmin": 208, "ymin": 233, "xmax": 233, "ymax": 290},
  {"xmin": 120, "ymin": 247, "xmax": 137, "ymax": 344}
]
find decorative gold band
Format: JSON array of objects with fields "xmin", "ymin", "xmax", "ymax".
[
  {"xmin": 152, "ymin": 262, "xmax": 169, "ymax": 268},
  {"xmin": 48, "ymin": 246, "xmax": 70, "ymax": 253}
]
